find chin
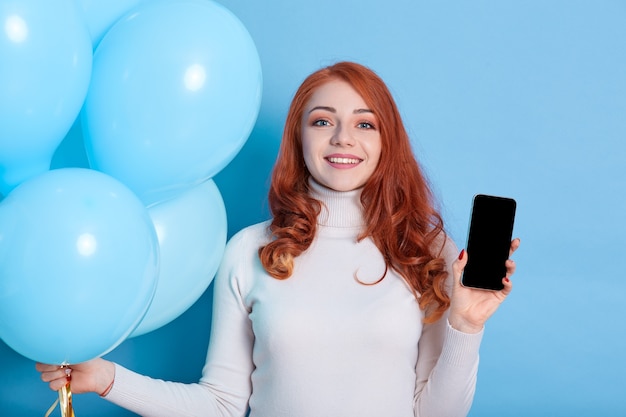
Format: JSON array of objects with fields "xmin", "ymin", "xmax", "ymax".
[
  {"xmin": 312, "ymin": 174, "xmax": 367, "ymax": 192},
  {"xmin": 326, "ymin": 181, "xmax": 365, "ymax": 192}
]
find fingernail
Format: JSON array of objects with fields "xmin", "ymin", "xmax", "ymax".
[
  {"xmin": 458, "ymin": 249, "xmax": 465, "ymax": 260},
  {"xmin": 504, "ymin": 277, "xmax": 510, "ymax": 282}
]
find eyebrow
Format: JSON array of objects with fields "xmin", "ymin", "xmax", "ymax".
[{"xmin": 308, "ymin": 106, "xmax": 374, "ymax": 115}]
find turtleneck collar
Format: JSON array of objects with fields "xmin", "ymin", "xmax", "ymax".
[{"xmin": 308, "ymin": 178, "xmax": 366, "ymax": 229}]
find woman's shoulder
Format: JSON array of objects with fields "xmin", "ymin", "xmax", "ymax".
[
  {"xmin": 214, "ymin": 220, "xmax": 272, "ymax": 300},
  {"xmin": 225, "ymin": 219, "xmax": 273, "ymax": 252},
  {"xmin": 217, "ymin": 220, "xmax": 272, "ymax": 278}
]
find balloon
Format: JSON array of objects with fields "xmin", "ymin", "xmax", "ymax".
[
  {"xmin": 50, "ymin": 117, "xmax": 91, "ymax": 171},
  {"xmin": 0, "ymin": 0, "xmax": 92, "ymax": 195},
  {"xmin": 0, "ymin": 168, "xmax": 159, "ymax": 364},
  {"xmin": 76, "ymin": 0, "xmax": 145, "ymax": 49},
  {"xmin": 131, "ymin": 179, "xmax": 227, "ymax": 337},
  {"xmin": 82, "ymin": 0, "xmax": 262, "ymax": 206}
]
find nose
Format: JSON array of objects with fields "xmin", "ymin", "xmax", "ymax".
[{"xmin": 330, "ymin": 123, "xmax": 355, "ymax": 147}]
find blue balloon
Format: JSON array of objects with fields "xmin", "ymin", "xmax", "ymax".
[
  {"xmin": 0, "ymin": 0, "xmax": 92, "ymax": 195},
  {"xmin": 76, "ymin": 0, "xmax": 145, "ymax": 49},
  {"xmin": 131, "ymin": 179, "xmax": 227, "ymax": 337},
  {"xmin": 0, "ymin": 168, "xmax": 159, "ymax": 364},
  {"xmin": 82, "ymin": 0, "xmax": 262, "ymax": 205}
]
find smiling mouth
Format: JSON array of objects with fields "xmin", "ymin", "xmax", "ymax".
[{"xmin": 326, "ymin": 157, "xmax": 362, "ymax": 164}]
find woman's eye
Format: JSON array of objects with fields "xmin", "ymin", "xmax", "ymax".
[
  {"xmin": 313, "ymin": 119, "xmax": 330, "ymax": 126},
  {"xmin": 357, "ymin": 122, "xmax": 375, "ymax": 129}
]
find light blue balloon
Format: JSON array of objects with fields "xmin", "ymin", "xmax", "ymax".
[
  {"xmin": 82, "ymin": 0, "xmax": 262, "ymax": 206},
  {"xmin": 131, "ymin": 179, "xmax": 227, "ymax": 337},
  {"xmin": 0, "ymin": 168, "xmax": 159, "ymax": 365},
  {"xmin": 0, "ymin": 0, "xmax": 92, "ymax": 195},
  {"xmin": 76, "ymin": 0, "xmax": 145, "ymax": 49}
]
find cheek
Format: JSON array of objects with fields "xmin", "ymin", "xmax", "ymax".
[
  {"xmin": 365, "ymin": 139, "xmax": 383, "ymax": 165},
  {"xmin": 301, "ymin": 140, "xmax": 317, "ymax": 172},
  {"xmin": 301, "ymin": 133, "xmax": 321, "ymax": 161},
  {"xmin": 301, "ymin": 140, "xmax": 312, "ymax": 162}
]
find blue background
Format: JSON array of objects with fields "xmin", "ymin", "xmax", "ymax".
[{"xmin": 2, "ymin": 0, "xmax": 625, "ymax": 415}]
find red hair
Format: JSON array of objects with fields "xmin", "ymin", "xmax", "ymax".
[{"xmin": 258, "ymin": 62, "xmax": 449, "ymax": 323}]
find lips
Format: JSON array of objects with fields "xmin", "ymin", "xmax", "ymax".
[
  {"xmin": 325, "ymin": 152, "xmax": 363, "ymax": 167},
  {"xmin": 326, "ymin": 156, "xmax": 361, "ymax": 164}
]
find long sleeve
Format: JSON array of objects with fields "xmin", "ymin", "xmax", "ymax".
[
  {"xmin": 104, "ymin": 230, "xmax": 256, "ymax": 417},
  {"xmin": 413, "ymin": 237, "xmax": 483, "ymax": 417},
  {"xmin": 103, "ymin": 185, "xmax": 487, "ymax": 417}
]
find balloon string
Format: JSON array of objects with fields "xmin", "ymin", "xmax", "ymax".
[
  {"xmin": 59, "ymin": 380, "xmax": 76, "ymax": 417},
  {"xmin": 44, "ymin": 398, "xmax": 58, "ymax": 417},
  {"xmin": 44, "ymin": 367, "xmax": 76, "ymax": 417}
]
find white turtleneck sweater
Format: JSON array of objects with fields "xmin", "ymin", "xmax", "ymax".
[{"xmin": 106, "ymin": 181, "xmax": 483, "ymax": 417}]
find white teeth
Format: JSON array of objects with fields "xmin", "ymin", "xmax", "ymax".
[{"xmin": 327, "ymin": 157, "xmax": 360, "ymax": 164}]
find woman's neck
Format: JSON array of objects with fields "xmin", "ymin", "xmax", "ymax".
[{"xmin": 308, "ymin": 178, "xmax": 365, "ymax": 229}]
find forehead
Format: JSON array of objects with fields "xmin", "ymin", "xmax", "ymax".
[{"xmin": 306, "ymin": 79, "xmax": 368, "ymax": 109}]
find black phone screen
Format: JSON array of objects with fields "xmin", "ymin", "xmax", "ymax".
[{"xmin": 461, "ymin": 194, "xmax": 516, "ymax": 291}]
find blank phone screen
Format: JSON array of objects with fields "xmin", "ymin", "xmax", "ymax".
[{"xmin": 461, "ymin": 194, "xmax": 516, "ymax": 290}]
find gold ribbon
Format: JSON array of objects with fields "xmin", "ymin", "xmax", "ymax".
[{"xmin": 44, "ymin": 366, "xmax": 75, "ymax": 417}]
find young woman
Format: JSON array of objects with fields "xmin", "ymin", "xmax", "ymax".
[{"xmin": 38, "ymin": 61, "xmax": 520, "ymax": 417}]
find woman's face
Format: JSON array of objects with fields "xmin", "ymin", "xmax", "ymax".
[{"xmin": 301, "ymin": 80, "xmax": 382, "ymax": 192}]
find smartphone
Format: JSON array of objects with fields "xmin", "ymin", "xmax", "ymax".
[{"xmin": 461, "ymin": 194, "xmax": 517, "ymax": 291}]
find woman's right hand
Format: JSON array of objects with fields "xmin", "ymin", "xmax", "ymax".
[{"xmin": 36, "ymin": 358, "xmax": 115, "ymax": 396}]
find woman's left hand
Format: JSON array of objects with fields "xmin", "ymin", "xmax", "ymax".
[{"xmin": 448, "ymin": 238, "xmax": 521, "ymax": 333}]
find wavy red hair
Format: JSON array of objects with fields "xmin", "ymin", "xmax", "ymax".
[{"xmin": 258, "ymin": 62, "xmax": 450, "ymax": 323}]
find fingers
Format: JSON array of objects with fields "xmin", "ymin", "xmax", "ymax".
[
  {"xmin": 509, "ymin": 237, "xmax": 521, "ymax": 257},
  {"xmin": 452, "ymin": 249, "xmax": 467, "ymax": 283},
  {"xmin": 501, "ymin": 276, "xmax": 513, "ymax": 297},
  {"xmin": 35, "ymin": 363, "xmax": 71, "ymax": 391},
  {"xmin": 505, "ymin": 258, "xmax": 516, "ymax": 277},
  {"xmin": 35, "ymin": 363, "xmax": 58, "ymax": 373},
  {"xmin": 502, "ymin": 240, "xmax": 518, "ymax": 296},
  {"xmin": 36, "ymin": 363, "xmax": 67, "ymax": 382},
  {"xmin": 506, "ymin": 238, "xmax": 520, "ymax": 278}
]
